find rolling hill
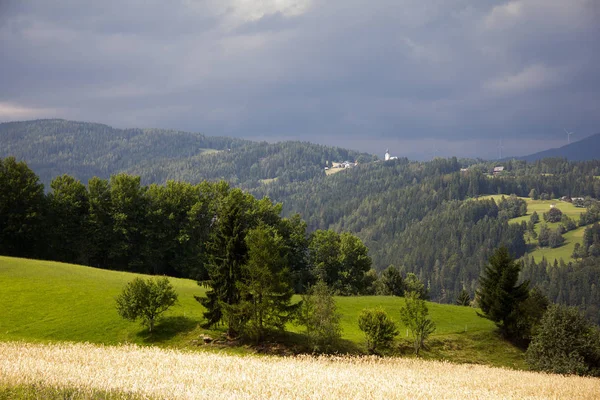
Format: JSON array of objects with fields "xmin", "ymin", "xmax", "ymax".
[
  {"xmin": 519, "ymin": 133, "xmax": 600, "ymax": 162},
  {"xmin": 2, "ymin": 119, "xmax": 600, "ymax": 324},
  {"xmin": 0, "ymin": 256, "xmax": 525, "ymax": 367},
  {"xmin": 0, "ymin": 119, "xmax": 375, "ymax": 189}
]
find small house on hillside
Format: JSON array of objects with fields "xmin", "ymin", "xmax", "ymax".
[{"xmin": 492, "ymin": 166, "xmax": 504, "ymax": 175}]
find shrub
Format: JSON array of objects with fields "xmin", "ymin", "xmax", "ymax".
[
  {"xmin": 548, "ymin": 229, "xmax": 565, "ymax": 248},
  {"xmin": 543, "ymin": 207, "xmax": 563, "ymax": 223},
  {"xmin": 358, "ymin": 308, "xmax": 398, "ymax": 354},
  {"xmin": 115, "ymin": 277, "xmax": 178, "ymax": 333},
  {"xmin": 526, "ymin": 305, "xmax": 600, "ymax": 376},
  {"xmin": 529, "ymin": 211, "xmax": 540, "ymax": 224}
]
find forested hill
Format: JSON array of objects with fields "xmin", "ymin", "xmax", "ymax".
[
  {"xmin": 519, "ymin": 133, "xmax": 600, "ymax": 162},
  {"xmin": 255, "ymin": 157, "xmax": 600, "ymax": 322},
  {"xmin": 0, "ymin": 119, "xmax": 375, "ymax": 188},
  {"xmin": 2, "ymin": 119, "xmax": 600, "ymax": 321}
]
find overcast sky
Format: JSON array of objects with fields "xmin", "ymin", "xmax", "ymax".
[{"xmin": 1, "ymin": 0, "xmax": 599, "ymax": 159}]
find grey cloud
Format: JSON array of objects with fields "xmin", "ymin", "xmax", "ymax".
[{"xmin": 0, "ymin": 0, "xmax": 598, "ymax": 159}]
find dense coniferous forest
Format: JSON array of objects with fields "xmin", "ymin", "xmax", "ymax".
[
  {"xmin": 2, "ymin": 120, "xmax": 600, "ymax": 324},
  {"xmin": 0, "ymin": 119, "xmax": 374, "ymax": 189}
]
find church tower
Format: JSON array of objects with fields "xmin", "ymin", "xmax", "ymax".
[{"xmin": 384, "ymin": 149, "xmax": 390, "ymax": 161}]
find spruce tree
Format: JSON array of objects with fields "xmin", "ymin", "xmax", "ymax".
[
  {"xmin": 234, "ymin": 224, "xmax": 298, "ymax": 342},
  {"xmin": 456, "ymin": 289, "xmax": 471, "ymax": 306},
  {"xmin": 197, "ymin": 189, "xmax": 250, "ymax": 337},
  {"xmin": 477, "ymin": 247, "xmax": 529, "ymax": 339}
]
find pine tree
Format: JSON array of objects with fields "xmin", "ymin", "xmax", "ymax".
[
  {"xmin": 197, "ymin": 189, "xmax": 250, "ymax": 337},
  {"xmin": 477, "ymin": 247, "xmax": 529, "ymax": 339},
  {"xmin": 234, "ymin": 224, "xmax": 298, "ymax": 342},
  {"xmin": 456, "ymin": 289, "xmax": 471, "ymax": 306}
]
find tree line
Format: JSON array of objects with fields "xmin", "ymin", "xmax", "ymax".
[{"xmin": 0, "ymin": 157, "xmax": 374, "ymax": 296}]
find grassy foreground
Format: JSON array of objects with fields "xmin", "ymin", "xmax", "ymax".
[
  {"xmin": 1, "ymin": 256, "xmax": 523, "ymax": 368},
  {"xmin": 1, "ymin": 342, "xmax": 598, "ymax": 400}
]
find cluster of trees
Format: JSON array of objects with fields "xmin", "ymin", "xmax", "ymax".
[
  {"xmin": 521, "ymin": 255, "xmax": 600, "ymax": 325},
  {"xmin": 537, "ymin": 224, "xmax": 565, "ymax": 248},
  {"xmin": 0, "ymin": 157, "xmax": 374, "ymax": 301},
  {"xmin": 478, "ymin": 247, "xmax": 600, "ymax": 376}
]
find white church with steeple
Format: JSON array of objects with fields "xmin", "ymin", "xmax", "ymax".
[{"xmin": 384, "ymin": 149, "xmax": 397, "ymax": 161}]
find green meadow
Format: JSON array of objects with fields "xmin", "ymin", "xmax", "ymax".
[
  {"xmin": 0, "ymin": 256, "xmax": 525, "ymax": 368},
  {"xmin": 479, "ymin": 195, "xmax": 587, "ymax": 263}
]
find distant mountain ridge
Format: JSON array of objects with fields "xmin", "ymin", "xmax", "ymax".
[
  {"xmin": 518, "ymin": 133, "xmax": 600, "ymax": 162},
  {"xmin": 0, "ymin": 119, "xmax": 375, "ymax": 188}
]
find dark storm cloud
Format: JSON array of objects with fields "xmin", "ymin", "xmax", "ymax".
[{"xmin": 1, "ymin": 0, "xmax": 598, "ymax": 158}]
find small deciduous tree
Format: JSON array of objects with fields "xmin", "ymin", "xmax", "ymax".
[
  {"xmin": 399, "ymin": 291, "xmax": 435, "ymax": 355},
  {"xmin": 358, "ymin": 307, "xmax": 398, "ymax": 354},
  {"xmin": 526, "ymin": 305, "xmax": 600, "ymax": 376},
  {"xmin": 543, "ymin": 207, "xmax": 563, "ymax": 223},
  {"xmin": 298, "ymin": 280, "xmax": 342, "ymax": 353},
  {"xmin": 116, "ymin": 277, "xmax": 178, "ymax": 333},
  {"xmin": 404, "ymin": 273, "xmax": 429, "ymax": 300},
  {"xmin": 529, "ymin": 188, "xmax": 538, "ymax": 200}
]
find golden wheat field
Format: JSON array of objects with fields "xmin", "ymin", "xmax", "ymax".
[{"xmin": 1, "ymin": 342, "xmax": 599, "ymax": 399}]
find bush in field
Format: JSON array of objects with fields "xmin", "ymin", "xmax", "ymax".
[
  {"xmin": 116, "ymin": 277, "xmax": 178, "ymax": 333},
  {"xmin": 358, "ymin": 308, "xmax": 398, "ymax": 354},
  {"xmin": 543, "ymin": 207, "xmax": 563, "ymax": 223},
  {"xmin": 526, "ymin": 305, "xmax": 600, "ymax": 376}
]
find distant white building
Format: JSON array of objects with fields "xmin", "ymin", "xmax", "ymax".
[{"xmin": 384, "ymin": 149, "xmax": 398, "ymax": 161}]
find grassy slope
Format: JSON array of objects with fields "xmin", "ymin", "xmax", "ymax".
[
  {"xmin": 480, "ymin": 195, "xmax": 586, "ymax": 263},
  {"xmin": 0, "ymin": 256, "xmax": 207, "ymax": 346},
  {"xmin": 0, "ymin": 256, "xmax": 525, "ymax": 368}
]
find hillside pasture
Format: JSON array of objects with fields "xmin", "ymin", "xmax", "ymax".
[
  {"xmin": 0, "ymin": 256, "xmax": 525, "ymax": 367},
  {"xmin": 477, "ymin": 195, "xmax": 587, "ymax": 263},
  {"xmin": 0, "ymin": 256, "xmax": 207, "ymax": 346}
]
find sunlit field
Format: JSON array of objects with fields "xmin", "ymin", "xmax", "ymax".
[
  {"xmin": 1, "ymin": 342, "xmax": 598, "ymax": 400},
  {"xmin": 0, "ymin": 256, "xmax": 524, "ymax": 367},
  {"xmin": 478, "ymin": 195, "xmax": 587, "ymax": 263}
]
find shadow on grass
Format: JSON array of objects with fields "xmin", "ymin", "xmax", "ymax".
[
  {"xmin": 525, "ymin": 243, "xmax": 537, "ymax": 253},
  {"xmin": 136, "ymin": 316, "xmax": 198, "ymax": 343},
  {"xmin": 243, "ymin": 330, "xmax": 363, "ymax": 356}
]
